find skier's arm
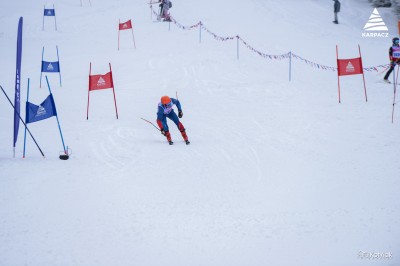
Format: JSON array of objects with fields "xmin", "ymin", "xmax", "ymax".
[
  {"xmin": 172, "ymin": 98, "xmax": 182, "ymax": 112},
  {"xmin": 389, "ymin": 47, "xmax": 394, "ymax": 61},
  {"xmin": 171, "ymin": 98, "xmax": 183, "ymax": 118}
]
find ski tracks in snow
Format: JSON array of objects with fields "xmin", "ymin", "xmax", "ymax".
[{"xmin": 89, "ymin": 124, "xmax": 140, "ymax": 173}]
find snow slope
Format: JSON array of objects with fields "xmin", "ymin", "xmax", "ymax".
[{"xmin": 1, "ymin": 0, "xmax": 399, "ymax": 265}]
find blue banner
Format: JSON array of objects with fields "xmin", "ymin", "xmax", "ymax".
[
  {"xmin": 26, "ymin": 94, "xmax": 57, "ymax": 124},
  {"xmin": 13, "ymin": 17, "xmax": 23, "ymax": 148},
  {"xmin": 44, "ymin": 9, "xmax": 55, "ymax": 16},
  {"xmin": 41, "ymin": 61, "xmax": 60, "ymax": 72}
]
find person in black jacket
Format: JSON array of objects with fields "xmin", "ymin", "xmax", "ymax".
[
  {"xmin": 384, "ymin": 37, "xmax": 400, "ymax": 83},
  {"xmin": 333, "ymin": 0, "xmax": 341, "ymax": 24}
]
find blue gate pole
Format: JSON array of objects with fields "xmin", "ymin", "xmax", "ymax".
[
  {"xmin": 42, "ymin": 5, "xmax": 45, "ymax": 30},
  {"xmin": 23, "ymin": 78, "xmax": 30, "ymax": 158},
  {"xmin": 289, "ymin": 51, "xmax": 292, "ymax": 81},
  {"xmin": 45, "ymin": 75, "xmax": 67, "ymax": 154},
  {"xmin": 56, "ymin": 45, "xmax": 62, "ymax": 87},
  {"xmin": 53, "ymin": 4, "xmax": 58, "ymax": 31},
  {"xmin": 40, "ymin": 46, "xmax": 44, "ymax": 88}
]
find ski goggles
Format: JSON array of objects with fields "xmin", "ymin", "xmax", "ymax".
[{"xmin": 164, "ymin": 102, "xmax": 172, "ymax": 108}]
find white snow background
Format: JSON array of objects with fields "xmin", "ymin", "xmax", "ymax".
[{"xmin": 0, "ymin": 0, "xmax": 399, "ymax": 265}]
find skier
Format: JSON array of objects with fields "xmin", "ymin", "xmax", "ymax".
[
  {"xmin": 158, "ymin": 0, "xmax": 171, "ymax": 21},
  {"xmin": 384, "ymin": 37, "xmax": 400, "ymax": 83},
  {"xmin": 333, "ymin": 0, "xmax": 341, "ymax": 24},
  {"xmin": 157, "ymin": 96, "xmax": 190, "ymax": 145}
]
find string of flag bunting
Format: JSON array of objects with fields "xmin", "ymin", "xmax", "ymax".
[
  {"xmin": 237, "ymin": 36, "xmax": 290, "ymax": 61},
  {"xmin": 200, "ymin": 24, "xmax": 237, "ymax": 42},
  {"xmin": 150, "ymin": 7, "xmax": 391, "ymax": 73},
  {"xmin": 170, "ymin": 17, "xmax": 201, "ymax": 30}
]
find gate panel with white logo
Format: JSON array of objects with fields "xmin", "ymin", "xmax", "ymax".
[
  {"xmin": 87, "ymin": 63, "xmax": 119, "ymax": 120},
  {"xmin": 336, "ymin": 45, "xmax": 367, "ymax": 103}
]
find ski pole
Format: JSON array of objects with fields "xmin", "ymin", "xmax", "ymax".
[
  {"xmin": 140, "ymin": 117, "xmax": 160, "ymax": 131},
  {"xmin": 391, "ymin": 65, "xmax": 399, "ymax": 123},
  {"xmin": 379, "ymin": 65, "xmax": 389, "ymax": 74}
]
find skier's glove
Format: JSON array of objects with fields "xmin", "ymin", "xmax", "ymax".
[
  {"xmin": 161, "ymin": 129, "xmax": 166, "ymax": 136},
  {"xmin": 178, "ymin": 110, "xmax": 183, "ymax": 118}
]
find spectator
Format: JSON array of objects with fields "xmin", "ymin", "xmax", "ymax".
[
  {"xmin": 384, "ymin": 37, "xmax": 400, "ymax": 83},
  {"xmin": 333, "ymin": 0, "xmax": 341, "ymax": 24}
]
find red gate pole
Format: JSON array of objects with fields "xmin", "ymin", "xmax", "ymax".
[
  {"xmin": 131, "ymin": 26, "xmax": 136, "ymax": 49},
  {"xmin": 359, "ymin": 45, "xmax": 368, "ymax": 102},
  {"xmin": 109, "ymin": 63, "xmax": 119, "ymax": 119},
  {"xmin": 336, "ymin": 45, "xmax": 341, "ymax": 103},
  {"xmin": 118, "ymin": 19, "xmax": 120, "ymax": 51},
  {"xmin": 87, "ymin": 62, "xmax": 91, "ymax": 120}
]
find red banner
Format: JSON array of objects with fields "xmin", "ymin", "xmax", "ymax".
[
  {"xmin": 337, "ymin": 58, "xmax": 363, "ymax": 76},
  {"xmin": 89, "ymin": 72, "xmax": 113, "ymax": 91},
  {"xmin": 119, "ymin": 20, "xmax": 132, "ymax": 30}
]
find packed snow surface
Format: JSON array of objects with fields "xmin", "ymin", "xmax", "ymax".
[{"xmin": 0, "ymin": 0, "xmax": 399, "ymax": 265}]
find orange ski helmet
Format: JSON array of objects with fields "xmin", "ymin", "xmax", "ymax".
[{"xmin": 161, "ymin": 96, "xmax": 171, "ymax": 105}]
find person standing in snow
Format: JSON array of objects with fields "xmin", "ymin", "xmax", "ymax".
[
  {"xmin": 384, "ymin": 37, "xmax": 400, "ymax": 83},
  {"xmin": 159, "ymin": 0, "xmax": 171, "ymax": 21},
  {"xmin": 157, "ymin": 96, "xmax": 190, "ymax": 145},
  {"xmin": 333, "ymin": 0, "xmax": 341, "ymax": 24}
]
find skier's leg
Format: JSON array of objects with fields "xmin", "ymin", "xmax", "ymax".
[
  {"xmin": 159, "ymin": 5, "xmax": 164, "ymax": 19},
  {"xmin": 161, "ymin": 118, "xmax": 172, "ymax": 142},
  {"xmin": 384, "ymin": 66, "xmax": 394, "ymax": 80},
  {"xmin": 333, "ymin": 12, "xmax": 338, "ymax": 24},
  {"xmin": 160, "ymin": 117, "xmax": 169, "ymax": 132},
  {"xmin": 164, "ymin": 7, "xmax": 170, "ymax": 21},
  {"xmin": 178, "ymin": 122, "xmax": 189, "ymax": 141},
  {"xmin": 169, "ymin": 112, "xmax": 188, "ymax": 141},
  {"xmin": 165, "ymin": 131, "xmax": 172, "ymax": 142}
]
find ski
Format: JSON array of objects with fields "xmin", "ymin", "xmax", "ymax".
[
  {"xmin": 381, "ymin": 80, "xmax": 400, "ymax": 85},
  {"xmin": 166, "ymin": 140, "xmax": 189, "ymax": 145}
]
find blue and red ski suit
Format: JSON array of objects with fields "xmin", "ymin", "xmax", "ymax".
[{"xmin": 156, "ymin": 98, "xmax": 188, "ymax": 142}]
